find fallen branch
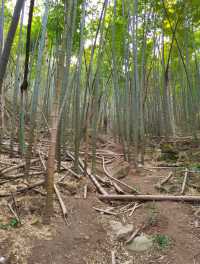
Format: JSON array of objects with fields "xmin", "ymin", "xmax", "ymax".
[
  {"xmin": 0, "ymin": 158, "xmax": 39, "ymax": 175},
  {"xmin": 125, "ymin": 225, "xmax": 143, "ymax": 244},
  {"xmin": 93, "ymin": 207, "xmax": 118, "ymax": 216},
  {"xmin": 11, "ymin": 192, "xmax": 21, "ymax": 223},
  {"xmin": 1, "ymin": 171, "xmax": 44, "ymax": 181},
  {"xmin": 54, "ymin": 183, "xmax": 68, "ymax": 222},
  {"xmin": 181, "ymin": 168, "xmax": 189, "ymax": 194},
  {"xmin": 83, "ymin": 185, "xmax": 87, "ymax": 199},
  {"xmin": 0, "ymin": 180, "xmax": 45, "ymax": 197},
  {"xmin": 86, "ymin": 167, "xmax": 108, "ymax": 195},
  {"xmin": 66, "ymin": 151, "xmax": 84, "ymax": 173},
  {"xmin": 99, "ymin": 194, "xmax": 200, "ymax": 202},
  {"xmin": 155, "ymin": 171, "xmax": 173, "ymax": 190},
  {"xmin": 112, "ymin": 181, "xmax": 125, "ymax": 194},
  {"xmin": 128, "ymin": 202, "xmax": 141, "ymax": 217},
  {"xmin": 38, "ymin": 149, "xmax": 47, "ymax": 171},
  {"xmin": 160, "ymin": 171, "xmax": 174, "ymax": 185},
  {"xmin": 7, "ymin": 202, "xmax": 21, "ymax": 224},
  {"xmin": 61, "ymin": 163, "xmax": 81, "ymax": 179},
  {"xmin": 73, "ymin": 153, "xmax": 108, "ymax": 195},
  {"xmin": 102, "ymin": 157, "xmax": 139, "ymax": 194},
  {"xmin": 17, "ymin": 180, "xmax": 45, "ymax": 193},
  {"xmin": 111, "ymin": 251, "xmax": 116, "ymax": 264},
  {"xmin": 118, "ymin": 202, "xmax": 135, "ymax": 213},
  {"xmin": 95, "ymin": 175, "xmax": 110, "ymax": 185}
]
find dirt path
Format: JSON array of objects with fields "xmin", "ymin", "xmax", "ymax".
[
  {"xmin": 1, "ymin": 153, "xmax": 200, "ymax": 263},
  {"xmin": 28, "ymin": 169, "xmax": 200, "ymax": 264},
  {"xmin": 28, "ymin": 196, "xmax": 112, "ymax": 264}
]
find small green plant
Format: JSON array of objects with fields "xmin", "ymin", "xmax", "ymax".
[
  {"xmin": 190, "ymin": 163, "xmax": 200, "ymax": 171},
  {"xmin": 0, "ymin": 218, "xmax": 19, "ymax": 230},
  {"xmin": 9, "ymin": 218, "xmax": 19, "ymax": 228},
  {"xmin": 153, "ymin": 234, "xmax": 171, "ymax": 250}
]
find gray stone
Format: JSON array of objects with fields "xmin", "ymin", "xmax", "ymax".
[
  {"xmin": 109, "ymin": 220, "xmax": 133, "ymax": 240},
  {"xmin": 0, "ymin": 257, "xmax": 7, "ymax": 264},
  {"xmin": 126, "ymin": 234, "xmax": 153, "ymax": 252}
]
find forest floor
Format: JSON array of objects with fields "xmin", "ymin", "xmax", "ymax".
[{"xmin": 0, "ymin": 136, "xmax": 200, "ymax": 263}]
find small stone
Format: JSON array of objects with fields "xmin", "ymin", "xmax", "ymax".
[
  {"xmin": 126, "ymin": 234, "xmax": 153, "ymax": 252},
  {"xmin": 0, "ymin": 257, "xmax": 7, "ymax": 264},
  {"xmin": 109, "ymin": 220, "xmax": 133, "ymax": 240}
]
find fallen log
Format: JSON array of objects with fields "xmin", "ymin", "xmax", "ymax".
[
  {"xmin": 99, "ymin": 194, "xmax": 200, "ymax": 202},
  {"xmin": 146, "ymin": 166, "xmax": 183, "ymax": 169}
]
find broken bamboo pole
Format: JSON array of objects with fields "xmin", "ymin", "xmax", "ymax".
[
  {"xmin": 111, "ymin": 251, "xmax": 116, "ymax": 264},
  {"xmin": 74, "ymin": 153, "xmax": 108, "ymax": 195},
  {"xmin": 102, "ymin": 157, "xmax": 139, "ymax": 194},
  {"xmin": 155, "ymin": 171, "xmax": 174, "ymax": 191},
  {"xmin": 112, "ymin": 181, "xmax": 125, "ymax": 194},
  {"xmin": 54, "ymin": 183, "xmax": 68, "ymax": 222},
  {"xmin": 0, "ymin": 158, "xmax": 39, "ymax": 175},
  {"xmin": 86, "ymin": 167, "xmax": 108, "ymax": 195},
  {"xmin": 160, "ymin": 171, "xmax": 173, "ymax": 185},
  {"xmin": 181, "ymin": 168, "xmax": 188, "ymax": 194},
  {"xmin": 99, "ymin": 194, "xmax": 200, "ymax": 202}
]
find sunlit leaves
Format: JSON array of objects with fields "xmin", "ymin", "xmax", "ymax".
[{"xmin": 47, "ymin": 3, "xmax": 64, "ymax": 44}]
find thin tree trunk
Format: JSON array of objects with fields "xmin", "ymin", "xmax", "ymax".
[
  {"xmin": 0, "ymin": 0, "xmax": 4, "ymax": 54},
  {"xmin": 43, "ymin": 49, "xmax": 62, "ymax": 224},
  {"xmin": 10, "ymin": 3, "xmax": 25, "ymax": 156},
  {"xmin": 19, "ymin": 0, "xmax": 35, "ymax": 156},
  {"xmin": 25, "ymin": 0, "xmax": 49, "ymax": 177},
  {"xmin": 0, "ymin": 0, "xmax": 25, "ymax": 143}
]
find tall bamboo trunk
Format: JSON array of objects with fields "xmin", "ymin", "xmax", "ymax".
[
  {"xmin": 0, "ymin": 0, "xmax": 25, "ymax": 144},
  {"xmin": 43, "ymin": 49, "xmax": 62, "ymax": 224},
  {"xmin": 0, "ymin": 0, "xmax": 4, "ymax": 54}
]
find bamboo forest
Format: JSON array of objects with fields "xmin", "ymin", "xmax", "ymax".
[{"xmin": 1, "ymin": 0, "xmax": 200, "ymax": 263}]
